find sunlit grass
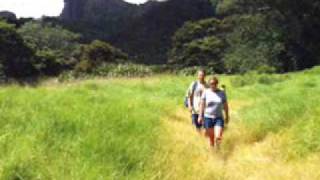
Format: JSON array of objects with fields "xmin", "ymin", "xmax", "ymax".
[
  {"xmin": 0, "ymin": 76, "xmax": 188, "ymax": 179},
  {"xmin": 148, "ymin": 67, "xmax": 320, "ymax": 180},
  {"xmin": 0, "ymin": 67, "xmax": 320, "ymax": 179}
]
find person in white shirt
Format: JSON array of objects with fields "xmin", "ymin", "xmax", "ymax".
[
  {"xmin": 186, "ymin": 69, "xmax": 208, "ymax": 132},
  {"xmin": 198, "ymin": 76, "xmax": 229, "ymax": 149}
]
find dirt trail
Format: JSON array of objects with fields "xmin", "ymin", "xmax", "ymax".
[{"xmin": 151, "ymin": 101, "xmax": 320, "ymax": 180}]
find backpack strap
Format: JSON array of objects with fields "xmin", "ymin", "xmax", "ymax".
[
  {"xmin": 190, "ymin": 81, "xmax": 198, "ymax": 108},
  {"xmin": 191, "ymin": 81, "xmax": 198, "ymax": 95}
]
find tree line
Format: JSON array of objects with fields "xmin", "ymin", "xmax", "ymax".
[
  {"xmin": 0, "ymin": 0, "xmax": 319, "ymax": 81},
  {"xmin": 169, "ymin": 0, "xmax": 320, "ymax": 73}
]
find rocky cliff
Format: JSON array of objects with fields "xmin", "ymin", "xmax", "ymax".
[
  {"xmin": 0, "ymin": 11, "xmax": 17, "ymax": 21},
  {"xmin": 60, "ymin": 0, "xmax": 215, "ymax": 64}
]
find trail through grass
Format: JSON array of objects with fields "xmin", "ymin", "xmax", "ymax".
[
  {"xmin": 0, "ymin": 67, "xmax": 320, "ymax": 179},
  {"xmin": 150, "ymin": 67, "xmax": 320, "ymax": 180},
  {"xmin": 152, "ymin": 101, "xmax": 320, "ymax": 180}
]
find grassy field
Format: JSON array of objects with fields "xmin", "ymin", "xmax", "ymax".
[{"xmin": 0, "ymin": 67, "xmax": 320, "ymax": 179}]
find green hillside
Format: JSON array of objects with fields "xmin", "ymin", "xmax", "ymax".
[{"xmin": 0, "ymin": 67, "xmax": 319, "ymax": 179}]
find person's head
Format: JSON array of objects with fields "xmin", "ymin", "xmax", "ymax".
[
  {"xmin": 209, "ymin": 76, "xmax": 219, "ymax": 90},
  {"xmin": 197, "ymin": 69, "xmax": 206, "ymax": 82}
]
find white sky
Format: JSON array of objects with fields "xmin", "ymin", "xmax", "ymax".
[{"xmin": 0, "ymin": 0, "xmax": 152, "ymax": 18}]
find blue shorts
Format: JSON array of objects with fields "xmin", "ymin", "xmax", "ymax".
[
  {"xmin": 204, "ymin": 117, "xmax": 224, "ymax": 129},
  {"xmin": 192, "ymin": 114, "xmax": 203, "ymax": 129}
]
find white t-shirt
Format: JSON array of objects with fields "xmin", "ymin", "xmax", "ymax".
[
  {"xmin": 201, "ymin": 89, "xmax": 227, "ymax": 118},
  {"xmin": 187, "ymin": 81, "xmax": 207, "ymax": 114}
]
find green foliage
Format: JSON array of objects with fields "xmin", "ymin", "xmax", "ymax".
[
  {"xmin": 64, "ymin": 64, "xmax": 155, "ymax": 80},
  {"xmin": 259, "ymin": 0, "xmax": 320, "ymax": 69},
  {"xmin": 174, "ymin": 66, "xmax": 216, "ymax": 76},
  {"xmin": 74, "ymin": 40, "xmax": 128, "ymax": 73},
  {"xmin": 18, "ymin": 21, "xmax": 81, "ymax": 75},
  {"xmin": 169, "ymin": 13, "xmax": 287, "ymax": 74},
  {"xmin": 168, "ymin": 0, "xmax": 320, "ymax": 73},
  {"xmin": 62, "ymin": 0, "xmax": 215, "ymax": 64},
  {"xmin": 177, "ymin": 66, "xmax": 203, "ymax": 76},
  {"xmin": 217, "ymin": 0, "xmax": 320, "ymax": 71},
  {"xmin": 184, "ymin": 36, "xmax": 225, "ymax": 65},
  {"xmin": 18, "ymin": 22, "xmax": 80, "ymax": 54},
  {"xmin": 216, "ymin": 0, "xmax": 240, "ymax": 15},
  {"xmin": 169, "ymin": 18, "xmax": 230, "ymax": 72},
  {"xmin": 216, "ymin": 0, "xmax": 262, "ymax": 16},
  {"xmin": 94, "ymin": 63, "xmax": 153, "ymax": 77},
  {"xmin": 223, "ymin": 14, "xmax": 285, "ymax": 73},
  {"xmin": 0, "ymin": 20, "xmax": 37, "ymax": 79},
  {"xmin": 81, "ymin": 40, "xmax": 127, "ymax": 64}
]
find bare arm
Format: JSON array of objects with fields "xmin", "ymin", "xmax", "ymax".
[
  {"xmin": 187, "ymin": 83, "xmax": 194, "ymax": 113},
  {"xmin": 188, "ymin": 95, "xmax": 193, "ymax": 113},
  {"xmin": 200, "ymin": 99, "xmax": 205, "ymax": 117},
  {"xmin": 224, "ymin": 101, "xmax": 230, "ymax": 124},
  {"xmin": 198, "ymin": 99, "xmax": 205, "ymax": 123}
]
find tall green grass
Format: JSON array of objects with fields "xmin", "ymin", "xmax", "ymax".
[
  {"xmin": 0, "ymin": 66, "xmax": 320, "ymax": 179},
  {"xmin": 227, "ymin": 66, "xmax": 320, "ymax": 159},
  {"xmin": 0, "ymin": 77, "xmax": 188, "ymax": 179}
]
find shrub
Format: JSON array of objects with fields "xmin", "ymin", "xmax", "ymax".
[
  {"xmin": 18, "ymin": 21, "xmax": 81, "ymax": 75},
  {"xmin": 57, "ymin": 71, "xmax": 76, "ymax": 83},
  {"xmin": 168, "ymin": 18, "xmax": 230, "ymax": 72},
  {"xmin": 223, "ymin": 14, "xmax": 285, "ymax": 74},
  {"xmin": 94, "ymin": 63, "xmax": 153, "ymax": 77},
  {"xmin": 0, "ymin": 20, "xmax": 38, "ymax": 78},
  {"xmin": 74, "ymin": 40, "xmax": 129, "ymax": 73}
]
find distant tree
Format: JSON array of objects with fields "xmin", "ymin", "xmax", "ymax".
[
  {"xmin": 223, "ymin": 14, "xmax": 285, "ymax": 73},
  {"xmin": 0, "ymin": 20, "xmax": 37, "ymax": 79},
  {"xmin": 259, "ymin": 0, "xmax": 320, "ymax": 70},
  {"xmin": 169, "ymin": 18, "xmax": 231, "ymax": 73},
  {"xmin": 75, "ymin": 40, "xmax": 128, "ymax": 73},
  {"xmin": 61, "ymin": 0, "xmax": 216, "ymax": 64},
  {"xmin": 18, "ymin": 22, "xmax": 81, "ymax": 75},
  {"xmin": 216, "ymin": 0, "xmax": 320, "ymax": 71}
]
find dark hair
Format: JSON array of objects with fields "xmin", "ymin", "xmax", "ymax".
[{"xmin": 198, "ymin": 69, "xmax": 206, "ymax": 75}]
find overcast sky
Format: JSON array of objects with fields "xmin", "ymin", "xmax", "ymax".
[{"xmin": 0, "ymin": 0, "xmax": 152, "ymax": 18}]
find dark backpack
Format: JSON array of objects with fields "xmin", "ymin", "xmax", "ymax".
[{"xmin": 184, "ymin": 81, "xmax": 198, "ymax": 108}]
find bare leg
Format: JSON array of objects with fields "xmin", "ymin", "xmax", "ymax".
[
  {"xmin": 196, "ymin": 128, "xmax": 202, "ymax": 135},
  {"xmin": 206, "ymin": 128, "xmax": 215, "ymax": 147},
  {"xmin": 204, "ymin": 129, "xmax": 209, "ymax": 137},
  {"xmin": 214, "ymin": 126, "xmax": 223, "ymax": 149}
]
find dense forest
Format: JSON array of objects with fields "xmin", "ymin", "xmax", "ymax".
[
  {"xmin": 61, "ymin": 0, "xmax": 215, "ymax": 64},
  {"xmin": 0, "ymin": 0, "xmax": 320, "ymax": 80}
]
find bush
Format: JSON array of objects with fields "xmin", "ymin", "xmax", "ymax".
[
  {"xmin": 57, "ymin": 71, "xmax": 76, "ymax": 83},
  {"xmin": 74, "ymin": 40, "xmax": 129, "ymax": 73},
  {"xmin": 18, "ymin": 21, "xmax": 81, "ymax": 76},
  {"xmin": 0, "ymin": 20, "xmax": 38, "ymax": 79},
  {"xmin": 223, "ymin": 14, "xmax": 285, "ymax": 74},
  {"xmin": 177, "ymin": 66, "xmax": 200, "ymax": 76},
  {"xmin": 69, "ymin": 63, "xmax": 155, "ymax": 79},
  {"xmin": 168, "ymin": 18, "xmax": 230, "ymax": 72},
  {"xmin": 35, "ymin": 50, "xmax": 63, "ymax": 76},
  {"xmin": 94, "ymin": 64, "xmax": 153, "ymax": 77},
  {"xmin": 176, "ymin": 66, "xmax": 218, "ymax": 76}
]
